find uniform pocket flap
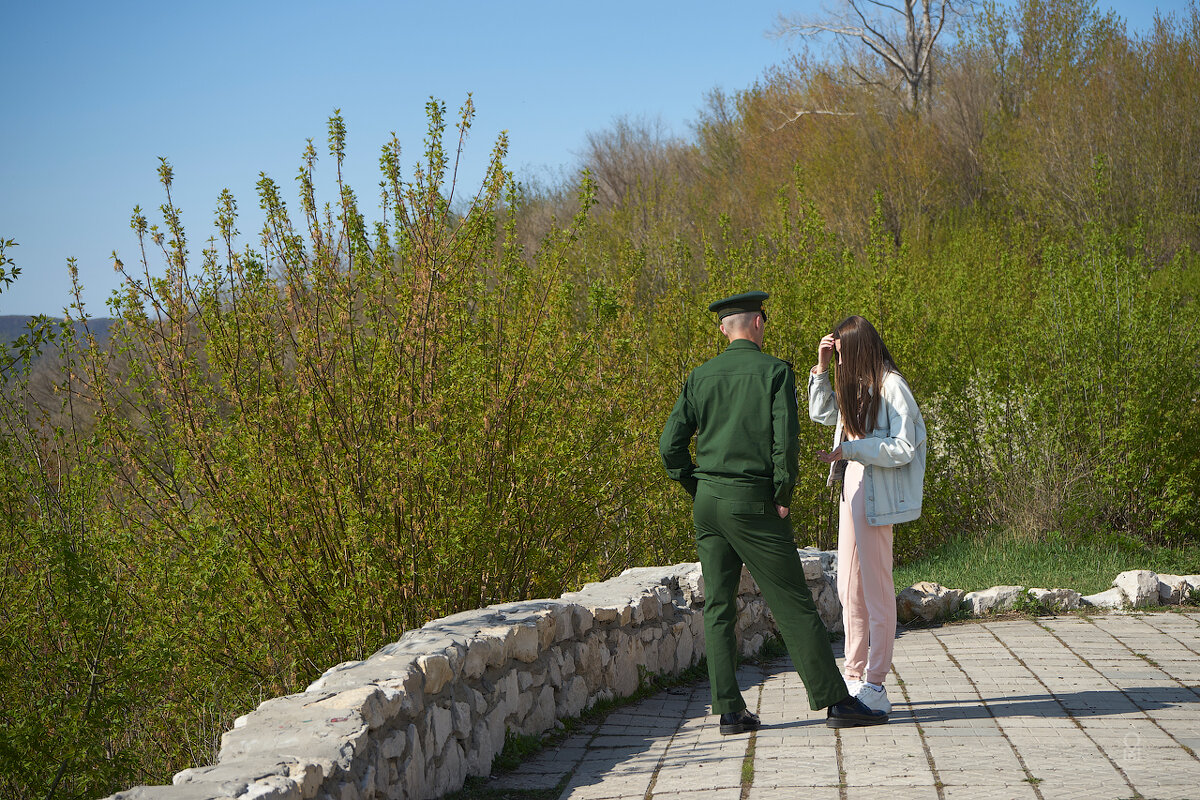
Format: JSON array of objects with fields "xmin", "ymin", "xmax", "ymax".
[{"xmin": 729, "ymin": 501, "xmax": 765, "ymax": 515}]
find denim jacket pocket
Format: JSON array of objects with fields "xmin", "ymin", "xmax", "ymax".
[{"xmin": 873, "ymin": 466, "xmax": 900, "ymax": 520}]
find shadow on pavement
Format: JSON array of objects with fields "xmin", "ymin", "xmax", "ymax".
[{"xmin": 901, "ymin": 685, "xmax": 1200, "ymax": 722}]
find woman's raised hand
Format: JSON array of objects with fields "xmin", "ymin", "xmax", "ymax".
[{"xmin": 816, "ymin": 334, "xmax": 837, "ymax": 373}]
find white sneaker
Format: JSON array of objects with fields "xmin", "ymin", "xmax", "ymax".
[
  {"xmin": 854, "ymin": 682, "xmax": 892, "ymax": 714},
  {"xmin": 844, "ymin": 677, "xmax": 863, "ymax": 696}
]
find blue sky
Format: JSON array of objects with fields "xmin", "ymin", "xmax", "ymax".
[{"xmin": 1, "ymin": 1, "xmax": 1191, "ymax": 317}]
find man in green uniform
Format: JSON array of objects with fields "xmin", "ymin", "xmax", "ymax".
[{"xmin": 659, "ymin": 291, "xmax": 886, "ymax": 733}]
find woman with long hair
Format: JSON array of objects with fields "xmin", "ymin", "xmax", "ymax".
[{"xmin": 808, "ymin": 315, "xmax": 927, "ymax": 717}]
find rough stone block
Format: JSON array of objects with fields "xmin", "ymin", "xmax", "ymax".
[
  {"xmin": 657, "ymin": 635, "xmax": 675, "ymax": 673},
  {"xmin": 638, "ymin": 591, "xmax": 662, "ymax": 623},
  {"xmin": 674, "ymin": 624, "xmax": 694, "ymax": 672},
  {"xmin": 462, "ymin": 637, "xmax": 499, "ymax": 680},
  {"xmin": 560, "ymin": 649, "xmax": 576, "ymax": 678},
  {"xmin": 514, "ymin": 684, "xmax": 533, "ymax": 722},
  {"xmin": 606, "ymin": 642, "xmax": 639, "ymax": 698},
  {"xmin": 399, "ymin": 727, "xmax": 424, "ymax": 800},
  {"xmin": 638, "ymin": 625, "xmax": 661, "ymax": 643},
  {"xmin": 641, "ymin": 636, "xmax": 659, "ymax": 674},
  {"xmin": 813, "ymin": 579, "xmax": 842, "ymax": 632},
  {"xmin": 682, "ymin": 569, "xmax": 705, "ymax": 606},
  {"xmin": 288, "ymin": 762, "xmax": 324, "ymax": 800},
  {"xmin": 431, "ymin": 740, "xmax": 465, "ymax": 799},
  {"xmin": 1157, "ymin": 574, "xmax": 1192, "ymax": 605},
  {"xmin": 428, "ymin": 703, "xmax": 453, "ymax": 756},
  {"xmin": 443, "ymin": 642, "xmax": 466, "ymax": 677},
  {"xmin": 306, "ymin": 660, "xmax": 363, "ymax": 692},
  {"xmin": 417, "ymin": 653, "xmax": 454, "ymax": 695},
  {"xmin": 1113, "ymin": 570, "xmax": 1160, "ymax": 608},
  {"xmin": 469, "ymin": 688, "xmax": 486, "ymax": 716},
  {"xmin": 519, "ymin": 685, "xmax": 556, "ymax": 735},
  {"xmin": 573, "ymin": 606, "xmax": 595, "ymax": 634},
  {"xmin": 466, "ymin": 718, "xmax": 498, "ymax": 778},
  {"xmin": 308, "ymin": 686, "xmax": 402, "ymax": 731},
  {"xmin": 738, "ymin": 566, "xmax": 759, "ymax": 595},
  {"xmin": 172, "ymin": 758, "xmax": 289, "ymax": 795},
  {"xmin": 1082, "ymin": 587, "xmax": 1127, "ymax": 609},
  {"xmin": 535, "ymin": 610, "xmax": 557, "ymax": 649},
  {"xmin": 591, "ymin": 605, "xmax": 619, "ymax": 623},
  {"xmin": 573, "ymin": 640, "xmax": 599, "ymax": 687},
  {"xmin": 547, "ymin": 648, "xmax": 563, "ymax": 688},
  {"xmin": 492, "ymin": 670, "xmax": 519, "ymax": 719},
  {"xmin": 799, "ymin": 554, "xmax": 825, "ymax": 581},
  {"xmin": 1027, "ymin": 587, "xmax": 1082, "ymax": 611},
  {"xmin": 378, "ymin": 730, "xmax": 406, "ymax": 761},
  {"xmin": 557, "ymin": 675, "xmax": 589, "ymax": 718},
  {"xmin": 349, "ymin": 765, "xmax": 373, "ymax": 800},
  {"xmin": 508, "ymin": 624, "xmax": 540, "ymax": 663},
  {"xmin": 896, "ymin": 582, "xmax": 965, "ymax": 623},
  {"xmin": 219, "ymin": 697, "xmax": 368, "ymax": 775},
  {"xmin": 451, "ymin": 700, "xmax": 471, "ymax": 740},
  {"xmin": 483, "ymin": 704, "xmax": 507, "ymax": 758},
  {"xmin": 964, "ymin": 585, "xmax": 1025, "ymax": 615},
  {"xmin": 553, "ymin": 606, "xmax": 574, "ymax": 641}
]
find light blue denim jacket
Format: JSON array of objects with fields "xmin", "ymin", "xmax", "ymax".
[{"xmin": 807, "ymin": 368, "xmax": 927, "ymax": 525}]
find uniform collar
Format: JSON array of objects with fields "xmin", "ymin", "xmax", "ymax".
[{"xmin": 725, "ymin": 339, "xmax": 761, "ymax": 352}]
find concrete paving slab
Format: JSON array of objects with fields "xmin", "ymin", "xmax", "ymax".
[
  {"xmin": 745, "ymin": 788, "xmax": 840, "ymax": 800},
  {"xmin": 940, "ymin": 786, "xmax": 1038, "ymax": 800},
  {"xmin": 472, "ymin": 611, "xmax": 1200, "ymax": 799},
  {"xmin": 645, "ymin": 790, "xmax": 742, "ymax": 800}
]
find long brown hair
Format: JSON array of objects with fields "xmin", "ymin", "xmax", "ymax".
[{"xmin": 832, "ymin": 316, "xmax": 901, "ymax": 438}]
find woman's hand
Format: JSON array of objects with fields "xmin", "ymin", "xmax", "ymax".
[
  {"xmin": 815, "ymin": 334, "xmax": 837, "ymax": 374},
  {"xmin": 816, "ymin": 446, "xmax": 844, "ymax": 463}
]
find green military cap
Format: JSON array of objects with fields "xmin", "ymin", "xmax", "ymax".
[{"xmin": 708, "ymin": 290, "xmax": 769, "ymax": 319}]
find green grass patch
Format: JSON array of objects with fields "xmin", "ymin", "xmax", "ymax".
[
  {"xmin": 895, "ymin": 529, "xmax": 1200, "ymax": 595},
  {"xmin": 741, "ymin": 737, "xmax": 756, "ymax": 785},
  {"xmin": 489, "ymin": 731, "xmax": 549, "ymax": 773}
]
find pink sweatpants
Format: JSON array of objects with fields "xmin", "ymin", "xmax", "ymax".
[{"xmin": 837, "ymin": 459, "xmax": 896, "ymax": 686}]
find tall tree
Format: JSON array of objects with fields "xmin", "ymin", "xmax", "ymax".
[{"xmin": 775, "ymin": 0, "xmax": 967, "ymax": 114}]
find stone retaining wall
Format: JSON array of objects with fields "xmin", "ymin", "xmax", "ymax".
[
  {"xmin": 106, "ymin": 550, "xmax": 839, "ymax": 800},
  {"xmin": 103, "ymin": 552, "xmax": 1198, "ymax": 800}
]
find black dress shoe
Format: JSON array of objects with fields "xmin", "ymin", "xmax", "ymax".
[
  {"xmin": 825, "ymin": 695, "xmax": 888, "ymax": 728},
  {"xmin": 719, "ymin": 709, "xmax": 761, "ymax": 735}
]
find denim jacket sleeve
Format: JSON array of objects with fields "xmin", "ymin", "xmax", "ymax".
[
  {"xmin": 838, "ymin": 372, "xmax": 925, "ymax": 468},
  {"xmin": 807, "ymin": 368, "xmax": 839, "ymax": 426}
]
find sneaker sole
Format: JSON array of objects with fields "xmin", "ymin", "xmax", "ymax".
[
  {"xmin": 825, "ymin": 713, "xmax": 889, "ymax": 729},
  {"xmin": 854, "ymin": 697, "xmax": 893, "ymax": 714}
]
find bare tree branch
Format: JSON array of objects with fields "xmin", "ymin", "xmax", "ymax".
[
  {"xmin": 775, "ymin": 0, "xmax": 969, "ymax": 114},
  {"xmin": 863, "ymin": 0, "xmax": 907, "ymax": 16},
  {"xmin": 773, "ymin": 108, "xmax": 860, "ymax": 130}
]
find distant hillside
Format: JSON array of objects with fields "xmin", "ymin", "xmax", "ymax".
[{"xmin": 0, "ymin": 315, "xmax": 115, "ymax": 348}]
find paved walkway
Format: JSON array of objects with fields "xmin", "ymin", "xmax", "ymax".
[{"xmin": 484, "ymin": 610, "xmax": 1200, "ymax": 800}]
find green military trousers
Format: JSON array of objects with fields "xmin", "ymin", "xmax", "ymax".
[{"xmin": 693, "ymin": 482, "xmax": 848, "ymax": 714}]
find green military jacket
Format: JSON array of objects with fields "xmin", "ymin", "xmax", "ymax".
[{"xmin": 659, "ymin": 339, "xmax": 800, "ymax": 506}]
